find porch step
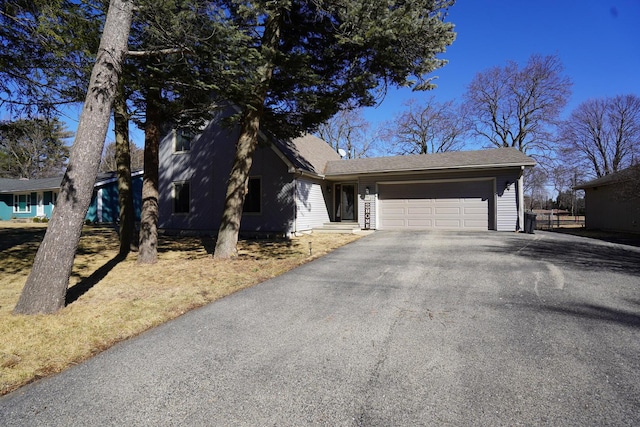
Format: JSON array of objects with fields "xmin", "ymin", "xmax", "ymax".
[{"xmin": 313, "ymin": 222, "xmax": 362, "ymax": 234}]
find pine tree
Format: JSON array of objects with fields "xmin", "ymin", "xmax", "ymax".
[
  {"xmin": 213, "ymin": 0, "xmax": 457, "ymax": 258},
  {"xmin": 124, "ymin": 0, "xmax": 243, "ymax": 264},
  {"xmin": 13, "ymin": 0, "xmax": 134, "ymax": 315}
]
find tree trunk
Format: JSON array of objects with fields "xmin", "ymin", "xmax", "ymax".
[
  {"xmin": 137, "ymin": 87, "xmax": 161, "ymax": 264},
  {"xmin": 114, "ymin": 81, "xmax": 135, "ymax": 256},
  {"xmin": 213, "ymin": 110, "xmax": 262, "ymax": 258},
  {"xmin": 213, "ymin": 10, "xmax": 282, "ymax": 259},
  {"xmin": 13, "ymin": 0, "xmax": 134, "ymax": 315}
]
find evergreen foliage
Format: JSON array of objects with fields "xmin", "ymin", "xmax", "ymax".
[
  {"xmin": 0, "ymin": 0, "xmax": 102, "ymax": 117},
  {"xmin": 212, "ymin": 0, "xmax": 457, "ymax": 258}
]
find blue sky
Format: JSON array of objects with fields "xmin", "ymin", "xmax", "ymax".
[
  {"xmin": 44, "ymin": 1, "xmax": 640, "ymax": 148},
  {"xmin": 363, "ymin": 0, "xmax": 640, "ymax": 140}
]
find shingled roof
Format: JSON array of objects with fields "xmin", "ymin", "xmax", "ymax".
[
  {"xmin": 0, "ymin": 170, "xmax": 145, "ymax": 194},
  {"xmin": 0, "ymin": 176, "xmax": 63, "ymax": 193},
  {"xmin": 324, "ymin": 147, "xmax": 535, "ymax": 176},
  {"xmin": 272, "ymin": 133, "xmax": 341, "ymax": 175},
  {"xmin": 574, "ymin": 165, "xmax": 640, "ymax": 189}
]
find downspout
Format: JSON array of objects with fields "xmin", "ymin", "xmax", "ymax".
[
  {"xmin": 518, "ymin": 166, "xmax": 525, "ymax": 232},
  {"xmin": 97, "ymin": 188, "xmax": 103, "ymax": 223},
  {"xmin": 292, "ymin": 174, "xmax": 297, "ymax": 237}
]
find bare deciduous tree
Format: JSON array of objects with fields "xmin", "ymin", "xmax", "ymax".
[
  {"xmin": 560, "ymin": 94, "xmax": 640, "ymax": 178},
  {"xmin": 0, "ymin": 118, "xmax": 71, "ymax": 178},
  {"xmin": 463, "ymin": 54, "xmax": 572, "ymax": 155},
  {"xmin": 380, "ymin": 97, "xmax": 467, "ymax": 155},
  {"xmin": 99, "ymin": 140, "xmax": 144, "ymax": 172},
  {"xmin": 316, "ymin": 108, "xmax": 375, "ymax": 158},
  {"xmin": 523, "ymin": 167, "xmax": 549, "ymax": 210}
]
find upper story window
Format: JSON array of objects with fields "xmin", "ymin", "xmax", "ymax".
[
  {"xmin": 243, "ymin": 177, "xmax": 261, "ymax": 214},
  {"xmin": 174, "ymin": 129, "xmax": 193, "ymax": 153},
  {"xmin": 13, "ymin": 193, "xmax": 31, "ymax": 213}
]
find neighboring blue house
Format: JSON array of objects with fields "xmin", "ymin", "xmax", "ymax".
[
  {"xmin": 85, "ymin": 170, "xmax": 144, "ymax": 223},
  {"xmin": 158, "ymin": 108, "xmax": 536, "ymax": 236},
  {"xmin": 0, "ymin": 171, "xmax": 143, "ymax": 223},
  {"xmin": 0, "ymin": 177, "xmax": 61, "ymax": 221}
]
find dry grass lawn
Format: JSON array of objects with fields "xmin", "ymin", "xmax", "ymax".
[{"xmin": 0, "ymin": 222, "xmax": 362, "ymax": 395}]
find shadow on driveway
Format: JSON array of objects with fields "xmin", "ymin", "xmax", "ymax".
[
  {"xmin": 535, "ymin": 302, "xmax": 640, "ymax": 330},
  {"xmin": 486, "ymin": 232, "xmax": 640, "ymax": 277},
  {"xmin": 548, "ymin": 228, "xmax": 640, "ymax": 248}
]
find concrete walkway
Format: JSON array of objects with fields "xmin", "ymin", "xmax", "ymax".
[{"xmin": 1, "ymin": 231, "xmax": 639, "ymax": 426}]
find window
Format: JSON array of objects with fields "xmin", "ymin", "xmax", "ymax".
[
  {"xmin": 243, "ymin": 177, "xmax": 261, "ymax": 214},
  {"xmin": 173, "ymin": 182, "xmax": 190, "ymax": 214},
  {"xmin": 174, "ymin": 129, "xmax": 193, "ymax": 152},
  {"xmin": 13, "ymin": 193, "xmax": 31, "ymax": 213}
]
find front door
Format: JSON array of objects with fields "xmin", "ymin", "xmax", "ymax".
[
  {"xmin": 36, "ymin": 192, "xmax": 44, "ymax": 217},
  {"xmin": 334, "ymin": 183, "xmax": 356, "ymax": 222}
]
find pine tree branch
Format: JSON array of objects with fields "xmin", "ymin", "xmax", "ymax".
[{"xmin": 127, "ymin": 47, "xmax": 192, "ymax": 57}]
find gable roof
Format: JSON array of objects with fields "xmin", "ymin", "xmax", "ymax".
[
  {"xmin": 324, "ymin": 147, "xmax": 536, "ymax": 177},
  {"xmin": 271, "ymin": 134, "xmax": 340, "ymax": 175},
  {"xmin": 575, "ymin": 165, "xmax": 640, "ymax": 189},
  {"xmin": 0, "ymin": 170, "xmax": 145, "ymax": 194},
  {"xmin": 0, "ymin": 176, "xmax": 63, "ymax": 193}
]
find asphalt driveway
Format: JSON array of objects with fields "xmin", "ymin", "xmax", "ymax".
[{"xmin": 1, "ymin": 230, "xmax": 639, "ymax": 426}]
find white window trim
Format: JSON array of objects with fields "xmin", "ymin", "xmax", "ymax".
[
  {"xmin": 13, "ymin": 193, "xmax": 32, "ymax": 214},
  {"xmin": 173, "ymin": 129, "xmax": 192, "ymax": 154}
]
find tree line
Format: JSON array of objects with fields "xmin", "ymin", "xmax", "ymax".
[{"xmin": 318, "ymin": 53, "xmax": 640, "ymax": 209}]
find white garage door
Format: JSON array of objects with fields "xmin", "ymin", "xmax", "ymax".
[{"xmin": 378, "ymin": 181, "xmax": 491, "ymax": 230}]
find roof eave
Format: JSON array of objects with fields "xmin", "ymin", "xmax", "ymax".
[
  {"xmin": 325, "ymin": 162, "xmax": 536, "ymax": 178},
  {"xmin": 295, "ymin": 169, "xmax": 325, "ymax": 180},
  {"xmin": 94, "ymin": 170, "xmax": 144, "ymax": 187}
]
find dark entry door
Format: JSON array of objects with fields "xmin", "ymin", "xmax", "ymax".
[{"xmin": 334, "ymin": 183, "xmax": 356, "ymax": 222}]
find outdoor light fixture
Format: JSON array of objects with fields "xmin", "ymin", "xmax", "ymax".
[
  {"xmin": 505, "ymin": 181, "xmax": 512, "ymax": 191},
  {"xmin": 365, "ymin": 186, "xmax": 370, "ymax": 195}
]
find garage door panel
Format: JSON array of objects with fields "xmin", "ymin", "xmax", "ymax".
[
  {"xmin": 464, "ymin": 206, "xmax": 487, "ymax": 214},
  {"xmin": 407, "ymin": 206, "xmax": 433, "ymax": 215},
  {"xmin": 434, "ymin": 206, "xmax": 461, "ymax": 215},
  {"xmin": 378, "ymin": 181, "xmax": 491, "ymax": 230},
  {"xmin": 407, "ymin": 219, "xmax": 434, "ymax": 227},
  {"xmin": 435, "ymin": 219, "xmax": 462, "ymax": 228},
  {"xmin": 381, "ymin": 206, "xmax": 406, "ymax": 215},
  {"xmin": 464, "ymin": 219, "xmax": 487, "ymax": 228}
]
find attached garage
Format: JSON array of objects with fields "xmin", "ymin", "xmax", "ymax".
[
  {"xmin": 324, "ymin": 148, "xmax": 536, "ymax": 233},
  {"xmin": 378, "ymin": 180, "xmax": 492, "ymax": 230}
]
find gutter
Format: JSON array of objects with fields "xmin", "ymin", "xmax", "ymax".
[
  {"xmin": 324, "ymin": 162, "xmax": 536, "ymax": 179},
  {"xmin": 267, "ymin": 138, "xmax": 327, "ymax": 181},
  {"xmin": 94, "ymin": 170, "xmax": 145, "ymax": 187}
]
